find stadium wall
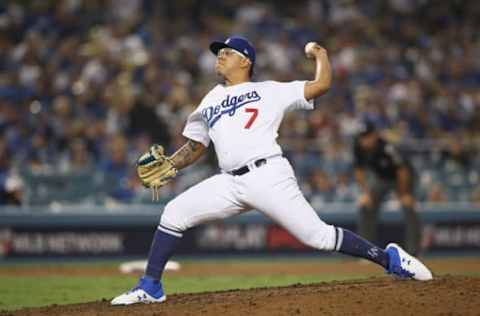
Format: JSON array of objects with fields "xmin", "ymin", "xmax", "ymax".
[{"xmin": 1, "ymin": 204, "xmax": 480, "ymax": 259}]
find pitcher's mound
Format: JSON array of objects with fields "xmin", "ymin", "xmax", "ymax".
[{"xmin": 4, "ymin": 275, "xmax": 479, "ymax": 316}]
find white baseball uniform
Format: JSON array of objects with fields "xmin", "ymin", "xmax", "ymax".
[{"xmin": 159, "ymin": 80, "xmax": 339, "ymax": 252}]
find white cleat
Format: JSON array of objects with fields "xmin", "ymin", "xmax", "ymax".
[
  {"xmin": 385, "ymin": 243, "xmax": 433, "ymax": 281},
  {"xmin": 111, "ymin": 277, "xmax": 166, "ymax": 305}
]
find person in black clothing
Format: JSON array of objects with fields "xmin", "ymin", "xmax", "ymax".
[{"xmin": 353, "ymin": 122, "xmax": 420, "ymax": 255}]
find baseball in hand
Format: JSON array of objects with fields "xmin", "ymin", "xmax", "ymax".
[{"xmin": 304, "ymin": 42, "xmax": 317, "ymax": 58}]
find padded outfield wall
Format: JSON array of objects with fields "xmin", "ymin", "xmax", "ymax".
[{"xmin": 1, "ymin": 203, "xmax": 480, "ymax": 259}]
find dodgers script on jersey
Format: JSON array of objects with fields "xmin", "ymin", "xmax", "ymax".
[{"xmin": 183, "ymin": 80, "xmax": 313, "ymax": 171}]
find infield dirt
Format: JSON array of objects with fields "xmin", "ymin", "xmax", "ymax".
[{"xmin": 1, "ymin": 258, "xmax": 479, "ymax": 316}]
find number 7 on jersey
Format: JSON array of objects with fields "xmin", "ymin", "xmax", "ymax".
[{"xmin": 244, "ymin": 108, "xmax": 258, "ymax": 129}]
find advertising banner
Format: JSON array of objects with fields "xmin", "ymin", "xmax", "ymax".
[{"xmin": 1, "ymin": 220, "xmax": 479, "ymax": 258}]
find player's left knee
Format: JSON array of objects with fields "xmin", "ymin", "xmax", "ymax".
[{"xmin": 159, "ymin": 200, "xmax": 188, "ymax": 233}]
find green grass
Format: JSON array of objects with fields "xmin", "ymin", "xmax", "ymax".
[
  {"xmin": 0, "ymin": 273, "xmax": 365, "ymax": 311},
  {"xmin": 0, "ymin": 276, "xmax": 135, "ymax": 311}
]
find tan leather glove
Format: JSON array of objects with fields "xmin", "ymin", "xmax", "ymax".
[{"xmin": 136, "ymin": 144, "xmax": 177, "ymax": 201}]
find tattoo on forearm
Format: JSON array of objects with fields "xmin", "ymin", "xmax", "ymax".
[{"xmin": 170, "ymin": 140, "xmax": 205, "ymax": 170}]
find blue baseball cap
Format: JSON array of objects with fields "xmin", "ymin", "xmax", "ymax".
[{"xmin": 210, "ymin": 36, "xmax": 256, "ymax": 72}]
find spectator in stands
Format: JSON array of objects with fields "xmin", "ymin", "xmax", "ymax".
[
  {"xmin": 471, "ymin": 188, "xmax": 480, "ymax": 206},
  {"xmin": 308, "ymin": 169, "xmax": 335, "ymax": 209},
  {"xmin": 58, "ymin": 138, "xmax": 94, "ymax": 173},
  {"xmin": 0, "ymin": 1, "xmax": 479, "ymax": 205},
  {"xmin": 334, "ymin": 171, "xmax": 357, "ymax": 203},
  {"xmin": 437, "ymin": 138, "xmax": 474, "ymax": 201},
  {"xmin": 426, "ymin": 184, "xmax": 449, "ymax": 203},
  {"xmin": 99, "ymin": 134, "xmax": 136, "ymax": 203},
  {"xmin": 439, "ymin": 138, "xmax": 472, "ymax": 172},
  {"xmin": 0, "ymin": 136, "xmax": 23, "ymax": 205},
  {"xmin": 287, "ymin": 141, "xmax": 318, "ymax": 179}
]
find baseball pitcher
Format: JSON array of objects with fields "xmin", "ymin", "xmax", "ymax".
[{"xmin": 112, "ymin": 36, "xmax": 432, "ymax": 306}]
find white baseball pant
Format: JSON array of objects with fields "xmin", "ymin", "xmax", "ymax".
[{"xmin": 159, "ymin": 156, "xmax": 338, "ymax": 251}]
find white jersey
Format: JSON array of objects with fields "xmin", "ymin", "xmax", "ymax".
[
  {"xmin": 182, "ymin": 80, "xmax": 313, "ymax": 171},
  {"xmin": 161, "ymin": 79, "xmax": 338, "ymax": 257}
]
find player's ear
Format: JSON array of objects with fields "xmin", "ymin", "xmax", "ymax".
[{"xmin": 240, "ymin": 58, "xmax": 251, "ymax": 72}]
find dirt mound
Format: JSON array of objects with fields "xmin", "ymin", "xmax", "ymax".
[{"xmin": 2, "ymin": 275, "xmax": 479, "ymax": 316}]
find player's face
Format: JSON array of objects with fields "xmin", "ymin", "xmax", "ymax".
[{"xmin": 215, "ymin": 48, "xmax": 250, "ymax": 77}]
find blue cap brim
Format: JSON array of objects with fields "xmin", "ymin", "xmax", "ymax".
[{"xmin": 209, "ymin": 42, "xmax": 230, "ymax": 55}]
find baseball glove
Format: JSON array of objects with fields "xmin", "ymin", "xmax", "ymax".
[{"xmin": 137, "ymin": 144, "xmax": 178, "ymax": 201}]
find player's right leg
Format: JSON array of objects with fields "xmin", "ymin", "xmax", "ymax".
[
  {"xmin": 243, "ymin": 157, "xmax": 432, "ymax": 281},
  {"xmin": 111, "ymin": 173, "xmax": 248, "ymax": 305}
]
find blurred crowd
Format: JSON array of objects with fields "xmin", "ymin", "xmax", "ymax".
[{"xmin": 0, "ymin": 0, "xmax": 479, "ymax": 207}]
